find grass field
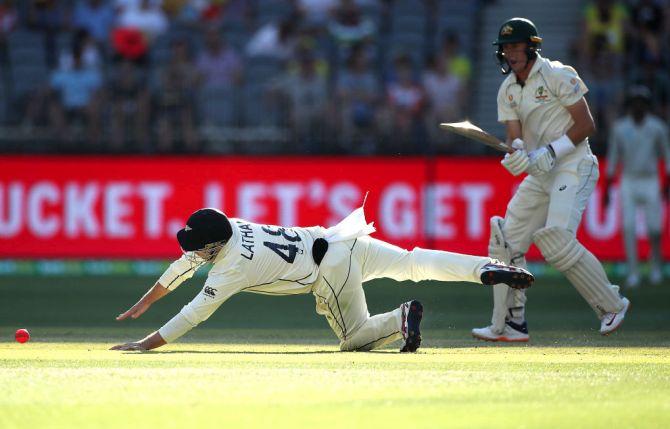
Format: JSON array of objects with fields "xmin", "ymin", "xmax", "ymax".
[{"xmin": 1, "ymin": 274, "xmax": 670, "ymax": 428}]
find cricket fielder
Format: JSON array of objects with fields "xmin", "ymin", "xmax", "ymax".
[
  {"xmin": 111, "ymin": 204, "xmax": 533, "ymax": 352},
  {"xmin": 604, "ymin": 85, "xmax": 670, "ymax": 288},
  {"xmin": 471, "ymin": 18, "xmax": 630, "ymax": 342}
]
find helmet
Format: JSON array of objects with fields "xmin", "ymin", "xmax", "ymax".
[
  {"xmin": 177, "ymin": 208, "xmax": 233, "ymax": 252},
  {"xmin": 493, "ymin": 18, "xmax": 543, "ymax": 74}
]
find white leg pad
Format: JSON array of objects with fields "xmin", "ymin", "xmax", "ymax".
[
  {"xmin": 489, "ymin": 216, "xmax": 527, "ymax": 332},
  {"xmin": 533, "ymin": 226, "xmax": 624, "ymax": 317}
]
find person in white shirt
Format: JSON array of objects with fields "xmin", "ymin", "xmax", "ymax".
[
  {"xmin": 604, "ymin": 85, "xmax": 670, "ymax": 288},
  {"xmin": 111, "ymin": 204, "xmax": 533, "ymax": 353},
  {"xmin": 471, "ymin": 18, "xmax": 630, "ymax": 343}
]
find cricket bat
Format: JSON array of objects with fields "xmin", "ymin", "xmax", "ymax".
[{"xmin": 439, "ymin": 121, "xmax": 513, "ymax": 153}]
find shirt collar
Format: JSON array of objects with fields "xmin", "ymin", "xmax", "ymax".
[{"xmin": 512, "ymin": 54, "xmax": 545, "ymax": 85}]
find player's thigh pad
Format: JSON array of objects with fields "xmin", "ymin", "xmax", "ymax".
[
  {"xmin": 546, "ymin": 157, "xmax": 598, "ymax": 232},
  {"xmin": 533, "ymin": 226, "xmax": 623, "ymax": 315}
]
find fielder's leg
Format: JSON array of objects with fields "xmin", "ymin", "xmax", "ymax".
[
  {"xmin": 641, "ymin": 177, "xmax": 663, "ymax": 285},
  {"xmin": 358, "ymin": 235, "xmax": 532, "ymax": 288},
  {"xmin": 313, "ymin": 239, "xmax": 420, "ymax": 352},
  {"xmin": 621, "ymin": 177, "xmax": 641, "ymax": 288}
]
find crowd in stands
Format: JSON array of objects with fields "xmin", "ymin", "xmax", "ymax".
[
  {"xmin": 574, "ymin": 0, "xmax": 670, "ymax": 155},
  {"xmin": 0, "ymin": 0, "xmax": 667, "ymax": 155},
  {"xmin": 0, "ymin": 0, "xmax": 475, "ymax": 154}
]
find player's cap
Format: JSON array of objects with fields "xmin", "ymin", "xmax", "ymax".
[
  {"xmin": 177, "ymin": 208, "xmax": 233, "ymax": 251},
  {"xmin": 493, "ymin": 18, "xmax": 542, "ymax": 46}
]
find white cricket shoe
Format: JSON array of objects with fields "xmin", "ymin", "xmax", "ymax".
[
  {"xmin": 650, "ymin": 268, "xmax": 663, "ymax": 286},
  {"xmin": 471, "ymin": 321, "xmax": 529, "ymax": 342},
  {"xmin": 600, "ymin": 297, "xmax": 630, "ymax": 335}
]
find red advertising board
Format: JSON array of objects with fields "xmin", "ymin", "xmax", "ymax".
[{"xmin": 0, "ymin": 156, "xmax": 665, "ymax": 259}]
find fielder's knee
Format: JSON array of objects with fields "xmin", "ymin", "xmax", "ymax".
[{"xmin": 533, "ymin": 226, "xmax": 583, "ymax": 271}]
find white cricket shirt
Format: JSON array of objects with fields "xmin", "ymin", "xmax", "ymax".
[
  {"xmin": 497, "ymin": 54, "xmax": 592, "ymax": 164},
  {"xmin": 607, "ymin": 114, "xmax": 670, "ymax": 178}
]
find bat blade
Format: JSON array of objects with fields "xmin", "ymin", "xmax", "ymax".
[{"xmin": 439, "ymin": 121, "xmax": 512, "ymax": 153}]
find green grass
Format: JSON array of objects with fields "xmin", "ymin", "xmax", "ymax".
[{"xmin": 1, "ymin": 274, "xmax": 670, "ymax": 428}]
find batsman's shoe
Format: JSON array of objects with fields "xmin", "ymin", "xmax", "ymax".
[
  {"xmin": 400, "ymin": 300, "xmax": 423, "ymax": 353},
  {"xmin": 471, "ymin": 321, "xmax": 529, "ymax": 342},
  {"xmin": 600, "ymin": 297, "xmax": 630, "ymax": 335},
  {"xmin": 480, "ymin": 262, "xmax": 534, "ymax": 290}
]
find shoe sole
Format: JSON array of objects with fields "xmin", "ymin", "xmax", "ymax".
[
  {"xmin": 481, "ymin": 268, "xmax": 534, "ymax": 290},
  {"xmin": 400, "ymin": 301, "xmax": 423, "ymax": 352},
  {"xmin": 472, "ymin": 332, "xmax": 529, "ymax": 343},
  {"xmin": 601, "ymin": 300, "xmax": 631, "ymax": 336}
]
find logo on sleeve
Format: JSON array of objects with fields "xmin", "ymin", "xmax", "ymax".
[{"xmin": 204, "ymin": 286, "xmax": 216, "ymax": 298}]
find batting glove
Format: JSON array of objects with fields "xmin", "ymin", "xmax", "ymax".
[
  {"xmin": 528, "ymin": 135, "xmax": 575, "ymax": 177},
  {"xmin": 501, "ymin": 138, "xmax": 529, "ymax": 176}
]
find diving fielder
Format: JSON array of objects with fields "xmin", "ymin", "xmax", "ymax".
[
  {"xmin": 605, "ymin": 85, "xmax": 670, "ymax": 288},
  {"xmin": 111, "ymin": 204, "xmax": 533, "ymax": 352},
  {"xmin": 472, "ymin": 18, "xmax": 630, "ymax": 342}
]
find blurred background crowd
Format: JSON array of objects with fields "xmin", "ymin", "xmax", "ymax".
[{"xmin": 0, "ymin": 0, "xmax": 667, "ymax": 155}]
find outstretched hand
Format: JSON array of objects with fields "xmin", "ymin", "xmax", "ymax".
[
  {"xmin": 116, "ymin": 299, "xmax": 151, "ymax": 321},
  {"xmin": 110, "ymin": 342, "xmax": 147, "ymax": 351}
]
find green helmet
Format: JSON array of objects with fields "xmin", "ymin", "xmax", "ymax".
[
  {"xmin": 493, "ymin": 18, "xmax": 543, "ymax": 46},
  {"xmin": 493, "ymin": 18, "xmax": 543, "ymax": 74}
]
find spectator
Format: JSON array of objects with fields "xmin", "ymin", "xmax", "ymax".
[
  {"xmin": 422, "ymin": 53, "xmax": 463, "ymax": 150},
  {"xmin": 72, "ymin": 0, "xmax": 116, "ymax": 47},
  {"xmin": 196, "ymin": 26, "xmax": 243, "ymax": 88},
  {"xmin": 0, "ymin": 0, "xmax": 17, "ymax": 109},
  {"xmin": 297, "ymin": 0, "xmax": 338, "ymax": 26},
  {"xmin": 628, "ymin": 0, "xmax": 665, "ymax": 65},
  {"xmin": 246, "ymin": 12, "xmax": 300, "ymax": 60},
  {"xmin": 48, "ymin": 44, "xmax": 103, "ymax": 147},
  {"xmin": 270, "ymin": 46, "xmax": 330, "ymax": 153},
  {"xmin": 336, "ymin": 45, "xmax": 380, "ymax": 153},
  {"xmin": 28, "ymin": 0, "xmax": 69, "ymax": 69},
  {"xmin": 107, "ymin": 58, "xmax": 151, "ymax": 152},
  {"xmin": 383, "ymin": 53, "xmax": 426, "ymax": 153},
  {"xmin": 439, "ymin": 31, "xmax": 471, "ymax": 85},
  {"xmin": 328, "ymin": 0, "xmax": 375, "ymax": 59},
  {"xmin": 581, "ymin": 0, "xmax": 629, "ymax": 66},
  {"xmin": 57, "ymin": 29, "xmax": 102, "ymax": 72},
  {"xmin": 116, "ymin": 0, "xmax": 169, "ymax": 44},
  {"xmin": 154, "ymin": 39, "xmax": 199, "ymax": 153}
]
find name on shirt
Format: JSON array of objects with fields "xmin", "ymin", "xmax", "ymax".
[{"xmin": 237, "ymin": 222, "xmax": 255, "ymax": 260}]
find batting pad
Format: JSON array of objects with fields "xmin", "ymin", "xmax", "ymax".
[
  {"xmin": 488, "ymin": 216, "xmax": 527, "ymax": 332},
  {"xmin": 533, "ymin": 226, "xmax": 624, "ymax": 317}
]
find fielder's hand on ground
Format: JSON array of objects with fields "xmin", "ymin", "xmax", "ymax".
[
  {"xmin": 110, "ymin": 342, "xmax": 147, "ymax": 351},
  {"xmin": 501, "ymin": 138, "xmax": 529, "ymax": 176},
  {"xmin": 527, "ymin": 146, "xmax": 556, "ymax": 176}
]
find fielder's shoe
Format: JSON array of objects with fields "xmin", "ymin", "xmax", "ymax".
[
  {"xmin": 625, "ymin": 273, "xmax": 640, "ymax": 289},
  {"xmin": 480, "ymin": 262, "xmax": 534, "ymax": 290},
  {"xmin": 600, "ymin": 297, "xmax": 630, "ymax": 335},
  {"xmin": 400, "ymin": 300, "xmax": 423, "ymax": 353},
  {"xmin": 650, "ymin": 268, "xmax": 663, "ymax": 286},
  {"xmin": 471, "ymin": 320, "xmax": 529, "ymax": 342}
]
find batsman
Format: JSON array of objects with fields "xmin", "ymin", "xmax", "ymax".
[{"xmin": 472, "ymin": 18, "xmax": 630, "ymax": 342}]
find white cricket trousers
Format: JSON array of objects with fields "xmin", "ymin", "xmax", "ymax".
[
  {"xmin": 620, "ymin": 175, "xmax": 663, "ymax": 275},
  {"xmin": 312, "ymin": 236, "xmax": 490, "ymax": 351}
]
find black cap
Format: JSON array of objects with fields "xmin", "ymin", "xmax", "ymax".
[{"xmin": 176, "ymin": 208, "xmax": 233, "ymax": 251}]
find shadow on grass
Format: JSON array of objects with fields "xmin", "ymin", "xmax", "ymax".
[{"xmin": 135, "ymin": 349, "xmax": 340, "ymax": 355}]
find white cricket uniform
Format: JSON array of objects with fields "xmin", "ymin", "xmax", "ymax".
[
  {"xmin": 157, "ymin": 208, "xmax": 492, "ymax": 351},
  {"xmin": 489, "ymin": 54, "xmax": 623, "ymax": 331},
  {"xmin": 607, "ymin": 114, "xmax": 670, "ymax": 274}
]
